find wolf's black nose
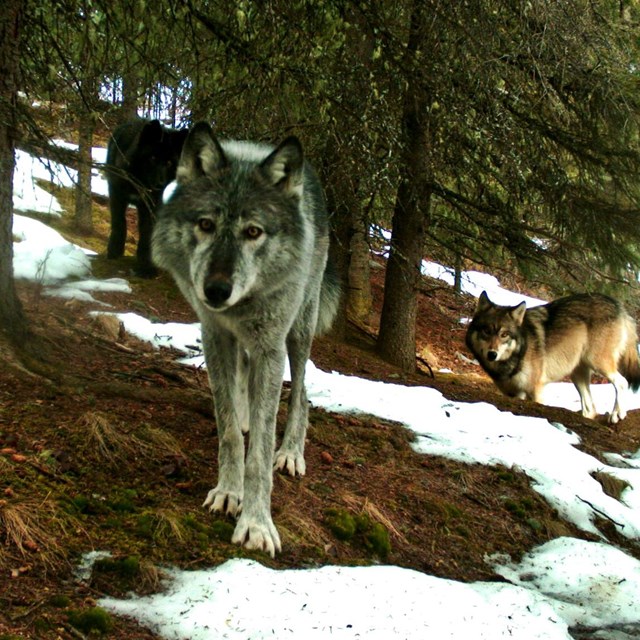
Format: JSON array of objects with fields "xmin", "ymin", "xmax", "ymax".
[
  {"xmin": 487, "ymin": 351, "xmax": 498, "ymax": 361},
  {"xmin": 204, "ymin": 279, "xmax": 232, "ymax": 306}
]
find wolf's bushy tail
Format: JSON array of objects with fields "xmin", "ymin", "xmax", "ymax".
[
  {"xmin": 619, "ymin": 317, "xmax": 640, "ymax": 392},
  {"xmin": 316, "ymin": 259, "xmax": 341, "ymax": 335}
]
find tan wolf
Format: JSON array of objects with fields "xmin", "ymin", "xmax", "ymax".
[{"xmin": 465, "ymin": 291, "xmax": 640, "ymax": 423}]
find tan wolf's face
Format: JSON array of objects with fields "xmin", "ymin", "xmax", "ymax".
[{"xmin": 468, "ymin": 293, "xmax": 526, "ymax": 363}]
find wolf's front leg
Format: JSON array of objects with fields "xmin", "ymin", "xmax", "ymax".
[
  {"xmin": 232, "ymin": 347, "xmax": 285, "ymax": 557},
  {"xmin": 202, "ymin": 412, "xmax": 244, "ymax": 516},
  {"xmin": 201, "ymin": 327, "xmax": 245, "ymax": 517}
]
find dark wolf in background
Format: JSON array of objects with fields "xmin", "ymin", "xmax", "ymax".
[
  {"xmin": 466, "ymin": 291, "xmax": 640, "ymax": 424},
  {"xmin": 152, "ymin": 122, "xmax": 340, "ymax": 556},
  {"xmin": 105, "ymin": 118, "xmax": 187, "ymax": 276}
]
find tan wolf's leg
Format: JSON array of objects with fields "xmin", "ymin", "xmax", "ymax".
[
  {"xmin": 606, "ymin": 372, "xmax": 628, "ymax": 424},
  {"xmin": 571, "ymin": 365, "xmax": 597, "ymax": 420},
  {"xmin": 529, "ymin": 382, "xmax": 546, "ymax": 405}
]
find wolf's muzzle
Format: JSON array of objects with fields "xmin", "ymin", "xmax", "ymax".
[
  {"xmin": 204, "ymin": 277, "xmax": 232, "ymax": 308},
  {"xmin": 487, "ymin": 350, "xmax": 498, "ymax": 361}
]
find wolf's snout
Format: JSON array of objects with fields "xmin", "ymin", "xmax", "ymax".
[
  {"xmin": 204, "ymin": 277, "xmax": 232, "ymax": 307},
  {"xmin": 487, "ymin": 350, "xmax": 498, "ymax": 361}
]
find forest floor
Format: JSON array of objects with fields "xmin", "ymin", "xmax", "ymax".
[{"xmin": 2, "ymin": 200, "xmax": 640, "ymax": 639}]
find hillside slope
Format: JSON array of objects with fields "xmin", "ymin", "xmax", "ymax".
[{"xmin": 1, "ymin": 215, "xmax": 640, "ymax": 638}]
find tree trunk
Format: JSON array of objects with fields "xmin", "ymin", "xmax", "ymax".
[
  {"xmin": 347, "ymin": 209, "xmax": 372, "ymax": 325},
  {"xmin": 75, "ymin": 109, "xmax": 94, "ymax": 234},
  {"xmin": 377, "ymin": 0, "xmax": 431, "ymax": 371},
  {"xmin": 121, "ymin": 70, "xmax": 139, "ymax": 121},
  {"xmin": 0, "ymin": 0, "xmax": 28, "ymax": 346},
  {"xmin": 454, "ymin": 254, "xmax": 463, "ymax": 295},
  {"xmin": 377, "ymin": 180, "xmax": 431, "ymax": 371},
  {"xmin": 321, "ymin": 134, "xmax": 351, "ymax": 341}
]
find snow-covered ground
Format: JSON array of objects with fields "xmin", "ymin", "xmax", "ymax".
[{"xmin": 9, "ymin": 146, "xmax": 640, "ymax": 639}]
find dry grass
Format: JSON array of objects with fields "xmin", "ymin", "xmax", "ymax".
[
  {"xmin": 137, "ymin": 558, "xmax": 165, "ymax": 594},
  {"xmin": 149, "ymin": 508, "xmax": 188, "ymax": 544},
  {"xmin": 279, "ymin": 511, "xmax": 331, "ymax": 550},
  {"xmin": 138, "ymin": 425, "xmax": 184, "ymax": 459},
  {"xmin": 80, "ymin": 411, "xmax": 138, "ymax": 463},
  {"xmin": 0, "ymin": 455, "xmax": 12, "ymax": 474},
  {"xmin": 342, "ymin": 492, "xmax": 407, "ymax": 543},
  {"xmin": 0, "ymin": 497, "xmax": 69, "ymax": 571},
  {"xmin": 78, "ymin": 411, "xmax": 183, "ymax": 465},
  {"xmin": 593, "ymin": 471, "xmax": 630, "ymax": 501}
]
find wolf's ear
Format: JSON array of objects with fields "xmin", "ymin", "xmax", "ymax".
[
  {"xmin": 177, "ymin": 122, "xmax": 227, "ymax": 183},
  {"xmin": 510, "ymin": 301, "xmax": 527, "ymax": 325},
  {"xmin": 260, "ymin": 136, "xmax": 304, "ymax": 196},
  {"xmin": 139, "ymin": 119, "xmax": 163, "ymax": 145},
  {"xmin": 476, "ymin": 291, "xmax": 492, "ymax": 312}
]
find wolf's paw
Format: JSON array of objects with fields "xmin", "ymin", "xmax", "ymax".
[
  {"xmin": 274, "ymin": 449, "xmax": 306, "ymax": 477},
  {"xmin": 203, "ymin": 487, "xmax": 243, "ymax": 517},
  {"xmin": 232, "ymin": 513, "xmax": 282, "ymax": 558},
  {"xmin": 608, "ymin": 410, "xmax": 625, "ymax": 425}
]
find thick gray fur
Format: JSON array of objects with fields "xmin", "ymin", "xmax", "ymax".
[{"xmin": 152, "ymin": 122, "xmax": 340, "ymax": 556}]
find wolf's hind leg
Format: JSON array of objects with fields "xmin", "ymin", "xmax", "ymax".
[
  {"xmin": 606, "ymin": 371, "xmax": 629, "ymax": 424},
  {"xmin": 274, "ymin": 324, "xmax": 313, "ymax": 477},
  {"xmin": 106, "ymin": 190, "xmax": 128, "ymax": 259},
  {"xmin": 571, "ymin": 365, "xmax": 597, "ymax": 420},
  {"xmin": 236, "ymin": 348, "xmax": 250, "ymax": 434}
]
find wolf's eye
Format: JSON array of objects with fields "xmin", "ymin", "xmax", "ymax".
[
  {"xmin": 500, "ymin": 331, "xmax": 511, "ymax": 339},
  {"xmin": 245, "ymin": 225, "xmax": 263, "ymax": 240},
  {"xmin": 197, "ymin": 218, "xmax": 215, "ymax": 233}
]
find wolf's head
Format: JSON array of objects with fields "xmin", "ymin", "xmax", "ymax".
[
  {"xmin": 130, "ymin": 120, "xmax": 188, "ymax": 191},
  {"xmin": 466, "ymin": 291, "xmax": 527, "ymax": 364},
  {"xmin": 152, "ymin": 122, "xmax": 311, "ymax": 314}
]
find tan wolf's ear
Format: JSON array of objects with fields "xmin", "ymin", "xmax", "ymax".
[
  {"xmin": 260, "ymin": 136, "xmax": 304, "ymax": 196},
  {"xmin": 476, "ymin": 291, "xmax": 492, "ymax": 312},
  {"xmin": 510, "ymin": 301, "xmax": 527, "ymax": 325},
  {"xmin": 177, "ymin": 121, "xmax": 227, "ymax": 183}
]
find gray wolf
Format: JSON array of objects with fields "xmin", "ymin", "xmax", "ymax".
[
  {"xmin": 152, "ymin": 122, "xmax": 340, "ymax": 556},
  {"xmin": 105, "ymin": 118, "xmax": 187, "ymax": 277},
  {"xmin": 465, "ymin": 291, "xmax": 640, "ymax": 424}
]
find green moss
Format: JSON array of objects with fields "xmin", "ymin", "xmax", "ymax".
[
  {"xmin": 183, "ymin": 514, "xmax": 208, "ymax": 533},
  {"xmin": 108, "ymin": 489, "xmax": 138, "ymax": 513},
  {"xmin": 210, "ymin": 520, "xmax": 234, "ymax": 542},
  {"xmin": 65, "ymin": 494, "xmax": 110, "ymax": 516},
  {"xmin": 135, "ymin": 513, "xmax": 155, "ymax": 539},
  {"xmin": 526, "ymin": 518, "xmax": 542, "ymax": 532},
  {"xmin": 362, "ymin": 522, "xmax": 391, "ymax": 558},
  {"xmin": 422, "ymin": 498, "xmax": 462, "ymax": 521},
  {"xmin": 324, "ymin": 508, "xmax": 357, "ymax": 541},
  {"xmin": 325, "ymin": 509, "xmax": 391, "ymax": 558},
  {"xmin": 94, "ymin": 554, "xmax": 141, "ymax": 586},
  {"xmin": 504, "ymin": 498, "xmax": 531, "ymax": 520},
  {"xmin": 33, "ymin": 619, "xmax": 52, "ymax": 633},
  {"xmin": 48, "ymin": 594, "xmax": 72, "ymax": 608},
  {"xmin": 67, "ymin": 607, "xmax": 114, "ymax": 635},
  {"xmin": 496, "ymin": 470, "xmax": 516, "ymax": 483}
]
